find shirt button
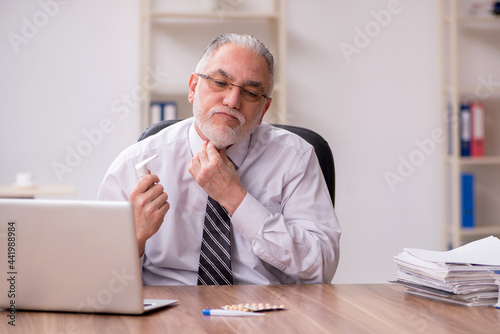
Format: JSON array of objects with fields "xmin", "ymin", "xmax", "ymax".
[{"xmin": 238, "ymin": 228, "xmax": 243, "ymax": 234}]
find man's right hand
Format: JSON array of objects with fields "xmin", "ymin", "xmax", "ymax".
[{"xmin": 129, "ymin": 173, "xmax": 169, "ymax": 257}]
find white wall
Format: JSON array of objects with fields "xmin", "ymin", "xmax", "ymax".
[
  {"xmin": 0, "ymin": 0, "xmax": 441, "ymax": 283},
  {"xmin": 0, "ymin": 0, "xmax": 141, "ymax": 200},
  {"xmin": 287, "ymin": 1, "xmax": 441, "ymax": 283}
]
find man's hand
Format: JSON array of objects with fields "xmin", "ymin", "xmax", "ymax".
[
  {"xmin": 129, "ymin": 173, "xmax": 169, "ymax": 257},
  {"xmin": 189, "ymin": 141, "xmax": 246, "ymax": 215}
]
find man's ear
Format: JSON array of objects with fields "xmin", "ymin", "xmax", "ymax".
[
  {"xmin": 188, "ymin": 73, "xmax": 198, "ymax": 103},
  {"xmin": 258, "ymin": 97, "xmax": 272, "ymax": 125}
]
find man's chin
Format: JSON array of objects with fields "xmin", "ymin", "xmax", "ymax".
[
  {"xmin": 207, "ymin": 131, "xmax": 239, "ymax": 150},
  {"xmin": 211, "ymin": 142, "xmax": 232, "ymax": 150}
]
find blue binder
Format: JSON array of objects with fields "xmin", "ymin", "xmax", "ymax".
[
  {"xmin": 461, "ymin": 173, "xmax": 474, "ymax": 228},
  {"xmin": 460, "ymin": 104, "xmax": 471, "ymax": 156}
]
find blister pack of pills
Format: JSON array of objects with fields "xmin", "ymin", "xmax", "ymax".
[{"xmin": 222, "ymin": 303, "xmax": 286, "ymax": 312}]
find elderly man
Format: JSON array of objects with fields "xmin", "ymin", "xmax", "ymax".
[{"xmin": 98, "ymin": 33, "xmax": 341, "ymax": 285}]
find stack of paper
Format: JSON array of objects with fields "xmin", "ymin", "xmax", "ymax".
[
  {"xmin": 392, "ymin": 236, "xmax": 500, "ymax": 306},
  {"xmin": 493, "ymin": 271, "xmax": 500, "ymax": 309}
]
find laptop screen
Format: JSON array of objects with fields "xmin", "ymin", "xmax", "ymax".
[{"xmin": 0, "ymin": 199, "xmax": 148, "ymax": 314}]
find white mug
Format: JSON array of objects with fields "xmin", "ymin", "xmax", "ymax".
[{"xmin": 15, "ymin": 172, "xmax": 35, "ymax": 187}]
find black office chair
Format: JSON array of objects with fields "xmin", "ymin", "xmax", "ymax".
[{"xmin": 138, "ymin": 120, "xmax": 335, "ymax": 206}]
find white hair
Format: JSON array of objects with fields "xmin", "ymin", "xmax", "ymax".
[{"xmin": 195, "ymin": 33, "xmax": 275, "ymax": 93}]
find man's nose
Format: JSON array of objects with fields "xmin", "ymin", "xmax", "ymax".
[{"xmin": 223, "ymin": 84, "xmax": 241, "ymax": 109}]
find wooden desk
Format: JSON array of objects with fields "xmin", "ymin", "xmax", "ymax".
[{"xmin": 2, "ymin": 284, "xmax": 499, "ymax": 333}]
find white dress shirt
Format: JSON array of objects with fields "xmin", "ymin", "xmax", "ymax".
[{"xmin": 97, "ymin": 118, "xmax": 341, "ymax": 285}]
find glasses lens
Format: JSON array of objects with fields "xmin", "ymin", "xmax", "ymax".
[
  {"xmin": 202, "ymin": 74, "xmax": 265, "ymax": 103},
  {"xmin": 240, "ymin": 88, "xmax": 261, "ymax": 103},
  {"xmin": 207, "ymin": 76, "xmax": 230, "ymax": 91}
]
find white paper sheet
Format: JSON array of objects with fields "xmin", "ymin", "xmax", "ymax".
[{"xmin": 405, "ymin": 236, "xmax": 500, "ymax": 266}]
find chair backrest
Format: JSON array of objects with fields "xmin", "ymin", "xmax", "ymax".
[{"xmin": 138, "ymin": 120, "xmax": 335, "ymax": 206}]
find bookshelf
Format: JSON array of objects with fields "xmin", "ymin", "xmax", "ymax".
[
  {"xmin": 139, "ymin": 0, "xmax": 287, "ymax": 132},
  {"xmin": 440, "ymin": 0, "xmax": 500, "ymax": 248}
]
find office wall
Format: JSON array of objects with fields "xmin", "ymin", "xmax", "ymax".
[
  {"xmin": 0, "ymin": 0, "xmax": 141, "ymax": 199},
  {"xmin": 0, "ymin": 0, "xmax": 441, "ymax": 283},
  {"xmin": 287, "ymin": 1, "xmax": 441, "ymax": 283}
]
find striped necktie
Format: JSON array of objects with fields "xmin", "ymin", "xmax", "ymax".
[{"xmin": 197, "ymin": 196, "xmax": 233, "ymax": 285}]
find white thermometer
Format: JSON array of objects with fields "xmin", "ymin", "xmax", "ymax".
[{"xmin": 135, "ymin": 154, "xmax": 159, "ymax": 178}]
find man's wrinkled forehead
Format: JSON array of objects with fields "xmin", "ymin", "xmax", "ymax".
[{"xmin": 204, "ymin": 44, "xmax": 271, "ymax": 88}]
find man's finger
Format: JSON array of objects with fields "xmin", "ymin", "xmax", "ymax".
[
  {"xmin": 136, "ymin": 174, "xmax": 159, "ymax": 192},
  {"xmin": 205, "ymin": 141, "xmax": 220, "ymax": 160},
  {"xmin": 151, "ymin": 191, "xmax": 169, "ymax": 209},
  {"xmin": 197, "ymin": 141, "xmax": 209, "ymax": 165}
]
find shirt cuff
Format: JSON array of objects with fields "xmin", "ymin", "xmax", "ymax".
[{"xmin": 231, "ymin": 193, "xmax": 270, "ymax": 240}]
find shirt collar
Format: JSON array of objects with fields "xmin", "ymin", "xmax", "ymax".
[{"xmin": 188, "ymin": 120, "xmax": 250, "ymax": 169}]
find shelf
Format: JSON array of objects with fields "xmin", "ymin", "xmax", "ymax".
[
  {"xmin": 145, "ymin": 11, "xmax": 280, "ymax": 20},
  {"xmin": 461, "ymin": 157, "xmax": 500, "ymax": 165},
  {"xmin": 149, "ymin": 83, "xmax": 188, "ymax": 96},
  {"xmin": 458, "ymin": 16, "xmax": 500, "ymax": 23},
  {"xmin": 139, "ymin": 0, "xmax": 287, "ymax": 128},
  {"xmin": 440, "ymin": 0, "xmax": 500, "ymax": 249},
  {"xmin": 460, "ymin": 226, "xmax": 500, "ymax": 237},
  {"xmin": 444, "ymin": 84, "xmax": 500, "ymax": 95},
  {"xmin": 442, "ymin": 15, "xmax": 500, "ymax": 23},
  {"xmin": 444, "ymin": 156, "xmax": 500, "ymax": 165}
]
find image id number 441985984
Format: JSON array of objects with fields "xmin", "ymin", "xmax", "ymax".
[{"xmin": 6, "ymin": 221, "xmax": 16, "ymax": 326}]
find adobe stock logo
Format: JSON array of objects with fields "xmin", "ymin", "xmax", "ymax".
[
  {"xmin": 214, "ymin": 0, "xmax": 243, "ymax": 19},
  {"xmin": 7, "ymin": 0, "xmax": 69, "ymax": 54},
  {"xmin": 475, "ymin": 74, "xmax": 500, "ymax": 99},
  {"xmin": 385, "ymin": 129, "xmax": 445, "ymax": 192},
  {"xmin": 78, "ymin": 267, "xmax": 135, "ymax": 313},
  {"xmin": 51, "ymin": 65, "xmax": 169, "ymax": 182},
  {"xmin": 339, "ymin": 0, "xmax": 407, "ymax": 64}
]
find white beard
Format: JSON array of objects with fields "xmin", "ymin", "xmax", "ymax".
[{"xmin": 192, "ymin": 91, "xmax": 262, "ymax": 149}]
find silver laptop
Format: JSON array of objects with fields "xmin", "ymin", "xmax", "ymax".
[{"xmin": 0, "ymin": 198, "xmax": 177, "ymax": 314}]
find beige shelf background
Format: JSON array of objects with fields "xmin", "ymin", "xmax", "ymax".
[
  {"xmin": 440, "ymin": 0, "xmax": 500, "ymax": 248},
  {"xmin": 139, "ymin": 0, "xmax": 287, "ymax": 131}
]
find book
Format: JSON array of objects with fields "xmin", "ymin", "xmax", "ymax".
[
  {"xmin": 150, "ymin": 101, "xmax": 178, "ymax": 124},
  {"xmin": 460, "ymin": 103, "xmax": 471, "ymax": 157},
  {"xmin": 163, "ymin": 102, "xmax": 177, "ymax": 120},
  {"xmin": 461, "ymin": 173, "xmax": 474, "ymax": 228},
  {"xmin": 150, "ymin": 102, "xmax": 163, "ymax": 124},
  {"xmin": 470, "ymin": 102, "xmax": 485, "ymax": 157}
]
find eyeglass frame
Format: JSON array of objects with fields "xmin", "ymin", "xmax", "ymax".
[{"xmin": 195, "ymin": 73, "xmax": 270, "ymax": 103}]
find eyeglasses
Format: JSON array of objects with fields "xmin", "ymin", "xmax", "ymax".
[{"xmin": 196, "ymin": 73, "xmax": 270, "ymax": 103}]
